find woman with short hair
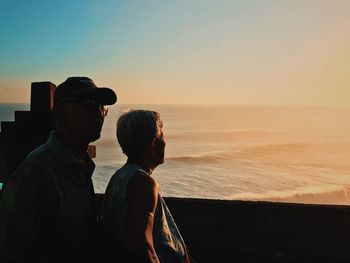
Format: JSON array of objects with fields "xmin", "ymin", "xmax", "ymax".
[{"xmin": 103, "ymin": 110, "xmax": 192, "ymax": 263}]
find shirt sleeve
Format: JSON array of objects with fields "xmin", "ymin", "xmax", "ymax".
[{"xmin": 0, "ymin": 162, "xmax": 56, "ymax": 260}]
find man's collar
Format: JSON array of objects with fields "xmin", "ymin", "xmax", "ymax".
[{"xmin": 47, "ymin": 130, "xmax": 92, "ymax": 167}]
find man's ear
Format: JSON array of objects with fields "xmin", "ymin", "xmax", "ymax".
[
  {"xmin": 151, "ymin": 138, "xmax": 156, "ymax": 146},
  {"xmin": 53, "ymin": 103, "xmax": 64, "ymax": 129}
]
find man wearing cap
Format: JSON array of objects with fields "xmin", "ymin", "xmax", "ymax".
[{"xmin": 0, "ymin": 77, "xmax": 117, "ymax": 262}]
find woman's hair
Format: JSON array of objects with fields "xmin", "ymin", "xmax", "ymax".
[{"xmin": 116, "ymin": 110, "xmax": 163, "ymax": 159}]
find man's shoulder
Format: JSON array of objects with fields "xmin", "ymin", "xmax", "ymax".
[
  {"xmin": 29, "ymin": 142, "xmax": 47, "ymax": 154},
  {"xmin": 2, "ymin": 143, "xmax": 58, "ymax": 202},
  {"xmin": 14, "ymin": 143, "xmax": 55, "ymax": 177},
  {"xmin": 24, "ymin": 143, "xmax": 52, "ymax": 164}
]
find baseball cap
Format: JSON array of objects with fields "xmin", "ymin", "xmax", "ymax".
[{"xmin": 54, "ymin": 77, "xmax": 117, "ymax": 105}]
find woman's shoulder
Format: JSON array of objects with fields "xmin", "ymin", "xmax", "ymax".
[
  {"xmin": 129, "ymin": 170, "xmax": 158, "ymax": 194},
  {"xmin": 125, "ymin": 171, "xmax": 158, "ymax": 209}
]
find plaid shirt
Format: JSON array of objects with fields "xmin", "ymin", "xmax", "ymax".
[{"xmin": 0, "ymin": 131, "xmax": 97, "ymax": 261}]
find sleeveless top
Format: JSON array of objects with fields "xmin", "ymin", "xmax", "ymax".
[{"xmin": 103, "ymin": 163, "xmax": 187, "ymax": 263}]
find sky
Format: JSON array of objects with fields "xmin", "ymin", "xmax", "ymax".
[{"xmin": 0, "ymin": 0, "xmax": 349, "ymax": 105}]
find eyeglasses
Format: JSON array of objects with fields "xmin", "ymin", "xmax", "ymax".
[{"xmin": 59, "ymin": 97, "xmax": 109, "ymax": 117}]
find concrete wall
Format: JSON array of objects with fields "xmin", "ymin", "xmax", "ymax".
[
  {"xmin": 96, "ymin": 194, "xmax": 350, "ymax": 263},
  {"xmin": 166, "ymin": 198, "xmax": 350, "ymax": 263}
]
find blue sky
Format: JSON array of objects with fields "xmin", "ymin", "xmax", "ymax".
[{"xmin": 1, "ymin": 0, "xmax": 350, "ymax": 105}]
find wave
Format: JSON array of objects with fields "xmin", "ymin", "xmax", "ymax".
[
  {"xmin": 166, "ymin": 129, "xmax": 277, "ymax": 140},
  {"xmin": 226, "ymin": 185, "xmax": 350, "ymax": 205},
  {"xmin": 166, "ymin": 143, "xmax": 316, "ymax": 163},
  {"xmin": 166, "ymin": 152, "xmax": 234, "ymax": 164},
  {"xmin": 236, "ymin": 143, "xmax": 315, "ymax": 155}
]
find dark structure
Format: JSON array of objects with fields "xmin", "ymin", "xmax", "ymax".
[
  {"xmin": 1, "ymin": 81, "xmax": 350, "ymax": 262},
  {"xmin": 0, "ymin": 82, "xmax": 55, "ymax": 198}
]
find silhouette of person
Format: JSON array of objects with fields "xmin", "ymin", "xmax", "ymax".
[
  {"xmin": 0, "ymin": 77, "xmax": 117, "ymax": 262},
  {"xmin": 103, "ymin": 110, "xmax": 194, "ymax": 263}
]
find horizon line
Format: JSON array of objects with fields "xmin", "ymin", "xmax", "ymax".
[{"xmin": 0, "ymin": 102, "xmax": 349, "ymax": 108}]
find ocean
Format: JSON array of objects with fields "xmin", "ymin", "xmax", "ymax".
[{"xmin": 1, "ymin": 103, "xmax": 350, "ymax": 205}]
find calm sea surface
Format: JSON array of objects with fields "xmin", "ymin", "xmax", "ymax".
[{"xmin": 1, "ymin": 103, "xmax": 350, "ymax": 204}]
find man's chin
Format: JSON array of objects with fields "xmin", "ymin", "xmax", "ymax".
[
  {"xmin": 155, "ymin": 158, "xmax": 165, "ymax": 166},
  {"xmin": 86, "ymin": 133, "xmax": 101, "ymax": 143}
]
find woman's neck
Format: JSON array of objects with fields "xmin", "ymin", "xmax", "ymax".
[{"xmin": 126, "ymin": 157, "xmax": 156, "ymax": 174}]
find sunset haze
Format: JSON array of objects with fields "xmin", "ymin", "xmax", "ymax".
[{"xmin": 0, "ymin": 0, "xmax": 349, "ymax": 105}]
